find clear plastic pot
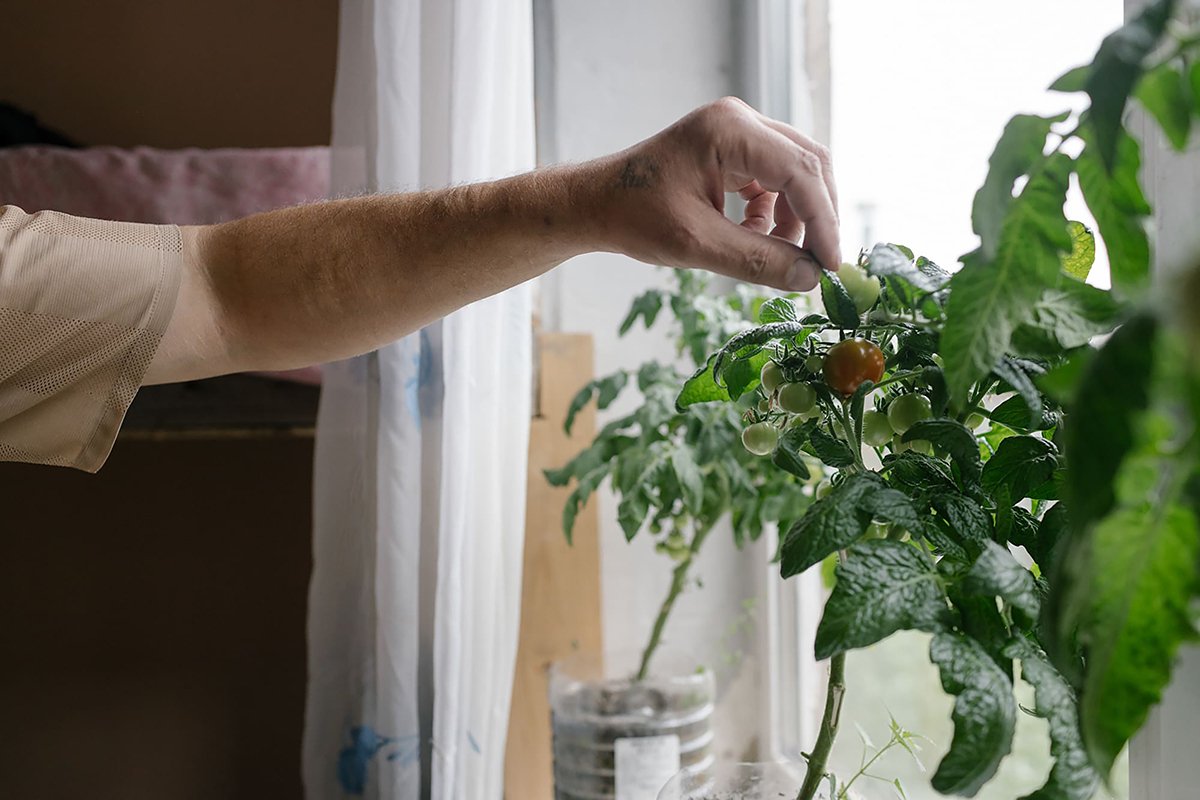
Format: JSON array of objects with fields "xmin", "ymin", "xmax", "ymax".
[
  {"xmin": 657, "ymin": 762, "xmax": 820, "ymax": 800},
  {"xmin": 550, "ymin": 651, "xmax": 716, "ymax": 800}
]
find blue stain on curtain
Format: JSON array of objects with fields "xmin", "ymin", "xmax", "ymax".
[{"xmin": 336, "ymin": 726, "xmax": 420, "ymax": 795}]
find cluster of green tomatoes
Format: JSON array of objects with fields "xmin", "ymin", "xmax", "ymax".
[{"xmin": 737, "ymin": 263, "xmax": 976, "ymax": 463}]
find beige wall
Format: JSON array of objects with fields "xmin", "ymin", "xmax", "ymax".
[{"xmin": 0, "ymin": 0, "xmax": 338, "ymax": 149}]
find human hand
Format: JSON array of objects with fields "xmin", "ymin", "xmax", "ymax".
[{"xmin": 585, "ymin": 97, "xmax": 840, "ymax": 292}]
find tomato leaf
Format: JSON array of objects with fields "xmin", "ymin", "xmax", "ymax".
[
  {"xmin": 993, "ymin": 356, "xmax": 1045, "ymax": 429},
  {"xmin": 850, "ymin": 379, "xmax": 874, "ymax": 446},
  {"xmin": 1007, "ymin": 641, "xmax": 1102, "ymax": 800},
  {"xmin": 903, "ymin": 419, "xmax": 982, "ymax": 486},
  {"xmin": 963, "ymin": 540, "xmax": 1041, "ymax": 627},
  {"xmin": 564, "ymin": 371, "xmax": 629, "ymax": 435},
  {"xmin": 772, "ymin": 423, "xmax": 814, "ymax": 480},
  {"xmin": 711, "ymin": 321, "xmax": 814, "ymax": 390},
  {"xmin": 942, "ymin": 152, "xmax": 1073, "ymax": 407},
  {"xmin": 561, "ymin": 465, "xmax": 609, "ymax": 545},
  {"xmin": 1063, "ymin": 314, "xmax": 1156, "ymax": 536},
  {"xmin": 721, "ymin": 350, "xmax": 774, "ymax": 402},
  {"xmin": 758, "ymin": 296, "xmax": 799, "ymax": 324},
  {"xmin": 1060, "ymin": 221, "xmax": 1096, "ymax": 280},
  {"xmin": 676, "ymin": 353, "xmax": 730, "ymax": 410},
  {"xmin": 671, "ymin": 447, "xmax": 705, "ymax": 516},
  {"xmin": 989, "ymin": 395, "xmax": 1056, "ymax": 433},
  {"xmin": 972, "ymin": 113, "xmax": 1066, "ymax": 261},
  {"xmin": 859, "ymin": 486, "xmax": 923, "ymax": 531},
  {"xmin": 820, "ymin": 271, "xmax": 860, "ymax": 329},
  {"xmin": 807, "ymin": 425, "xmax": 856, "ymax": 468},
  {"xmin": 929, "ymin": 632, "xmax": 1017, "ymax": 796},
  {"xmin": 1077, "ymin": 125, "xmax": 1152, "ymax": 295},
  {"xmin": 930, "ymin": 493, "xmax": 993, "ymax": 554},
  {"xmin": 618, "ymin": 289, "xmax": 664, "ymax": 335},
  {"xmin": 1135, "ymin": 62, "xmax": 1193, "ymax": 152},
  {"xmin": 885, "ymin": 451, "xmax": 958, "ymax": 496},
  {"xmin": 814, "ymin": 540, "xmax": 951, "ymax": 660},
  {"xmin": 780, "ymin": 472, "xmax": 881, "ymax": 577},
  {"xmin": 982, "ymin": 436, "xmax": 1059, "ymax": 500},
  {"xmin": 866, "ymin": 243, "xmax": 951, "ymax": 294},
  {"xmin": 1082, "ymin": 0, "xmax": 1177, "ymax": 172}
]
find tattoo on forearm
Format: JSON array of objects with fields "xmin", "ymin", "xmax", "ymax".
[{"xmin": 617, "ymin": 155, "xmax": 659, "ymax": 189}]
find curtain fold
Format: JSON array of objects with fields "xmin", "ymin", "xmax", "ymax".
[{"xmin": 304, "ymin": 1, "xmax": 535, "ymax": 797}]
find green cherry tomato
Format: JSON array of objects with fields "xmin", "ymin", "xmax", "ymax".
[
  {"xmin": 742, "ymin": 422, "xmax": 780, "ymax": 456},
  {"xmin": 758, "ymin": 397, "xmax": 772, "ymax": 413},
  {"xmin": 865, "ymin": 522, "xmax": 890, "ymax": 540},
  {"xmin": 836, "ymin": 262, "xmax": 882, "ymax": 314},
  {"xmin": 823, "ymin": 339, "xmax": 886, "ymax": 396},
  {"xmin": 887, "ymin": 393, "xmax": 933, "ymax": 434},
  {"xmin": 760, "ymin": 361, "xmax": 784, "ymax": 394},
  {"xmin": 815, "ymin": 479, "xmax": 833, "ymax": 499},
  {"xmin": 893, "ymin": 435, "xmax": 932, "ymax": 455},
  {"xmin": 805, "ymin": 354, "xmax": 824, "ymax": 374},
  {"xmin": 778, "ymin": 382, "xmax": 817, "ymax": 414},
  {"xmin": 862, "ymin": 410, "xmax": 894, "ymax": 447}
]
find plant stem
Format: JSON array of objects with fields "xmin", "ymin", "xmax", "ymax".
[
  {"xmin": 636, "ymin": 524, "xmax": 712, "ymax": 681},
  {"xmin": 797, "ymin": 651, "xmax": 847, "ymax": 800}
]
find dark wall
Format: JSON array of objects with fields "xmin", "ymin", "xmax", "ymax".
[
  {"xmin": 0, "ymin": 437, "xmax": 315, "ymax": 799},
  {"xmin": 0, "ymin": 1, "xmax": 336, "ymax": 796},
  {"xmin": 0, "ymin": 0, "xmax": 339, "ymax": 149}
]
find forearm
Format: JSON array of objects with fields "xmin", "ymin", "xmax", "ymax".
[{"xmin": 147, "ymin": 161, "xmax": 604, "ymax": 383}]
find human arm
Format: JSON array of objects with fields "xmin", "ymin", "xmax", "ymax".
[{"xmin": 146, "ymin": 97, "xmax": 840, "ymax": 384}]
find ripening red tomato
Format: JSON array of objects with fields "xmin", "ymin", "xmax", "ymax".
[{"xmin": 822, "ymin": 339, "xmax": 885, "ymax": 395}]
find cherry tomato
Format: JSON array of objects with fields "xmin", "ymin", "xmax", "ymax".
[
  {"xmin": 778, "ymin": 382, "xmax": 817, "ymax": 414},
  {"xmin": 758, "ymin": 397, "xmax": 772, "ymax": 413},
  {"xmin": 887, "ymin": 394, "xmax": 933, "ymax": 434},
  {"xmin": 862, "ymin": 410, "xmax": 894, "ymax": 447},
  {"xmin": 823, "ymin": 339, "xmax": 885, "ymax": 395},
  {"xmin": 892, "ymin": 435, "xmax": 932, "ymax": 455},
  {"xmin": 760, "ymin": 361, "xmax": 784, "ymax": 394},
  {"xmin": 742, "ymin": 422, "xmax": 780, "ymax": 456},
  {"xmin": 805, "ymin": 354, "xmax": 824, "ymax": 374},
  {"xmin": 837, "ymin": 262, "xmax": 882, "ymax": 313},
  {"xmin": 815, "ymin": 479, "xmax": 833, "ymax": 499}
]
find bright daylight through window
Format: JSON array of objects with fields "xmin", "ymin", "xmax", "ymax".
[{"xmin": 776, "ymin": 2, "xmax": 1130, "ymax": 798}]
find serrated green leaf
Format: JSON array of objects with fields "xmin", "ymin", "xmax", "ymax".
[
  {"xmin": 1005, "ymin": 640, "xmax": 1102, "ymax": 800},
  {"xmin": 820, "ymin": 270, "xmax": 860, "ymax": 329},
  {"xmin": 564, "ymin": 371, "xmax": 629, "ymax": 435},
  {"xmin": 964, "ymin": 540, "xmax": 1041, "ymax": 626},
  {"xmin": 1049, "ymin": 65, "xmax": 1089, "ymax": 93},
  {"xmin": 903, "ymin": 419, "xmax": 982, "ymax": 486},
  {"xmin": 617, "ymin": 489, "xmax": 650, "ymax": 541},
  {"xmin": 758, "ymin": 296, "xmax": 798, "ymax": 324},
  {"xmin": 859, "ymin": 486, "xmax": 922, "ymax": 531},
  {"xmin": 721, "ymin": 350, "xmax": 773, "ymax": 402},
  {"xmin": 619, "ymin": 289, "xmax": 664, "ymax": 335},
  {"xmin": 1061, "ymin": 221, "xmax": 1096, "ymax": 280},
  {"xmin": 1135, "ymin": 62, "xmax": 1192, "ymax": 151},
  {"xmin": 781, "ymin": 472, "xmax": 881, "ymax": 577},
  {"xmin": 1064, "ymin": 314, "xmax": 1156, "ymax": 536},
  {"xmin": 993, "ymin": 357, "xmax": 1045, "ymax": 429},
  {"xmin": 943, "ymin": 152, "xmax": 1073, "ymax": 407},
  {"xmin": 712, "ymin": 321, "xmax": 814, "ymax": 393},
  {"xmin": 562, "ymin": 465, "xmax": 609, "ymax": 544},
  {"xmin": 676, "ymin": 353, "xmax": 730, "ymax": 410},
  {"xmin": 930, "ymin": 493, "xmax": 992, "ymax": 553},
  {"xmin": 1013, "ymin": 280, "xmax": 1123, "ymax": 357},
  {"xmin": 997, "ymin": 503, "xmax": 1040, "ymax": 557},
  {"xmin": 983, "ymin": 436, "xmax": 1059, "ymax": 500},
  {"xmin": 972, "ymin": 114, "xmax": 1065, "ymax": 261},
  {"xmin": 808, "ymin": 426, "xmax": 856, "ymax": 468},
  {"xmin": 866, "ymin": 243, "xmax": 951, "ymax": 293},
  {"xmin": 850, "ymin": 379, "xmax": 873, "ymax": 446},
  {"xmin": 1084, "ymin": 0, "xmax": 1177, "ymax": 172},
  {"xmin": 989, "ymin": 395, "xmax": 1056, "ymax": 433},
  {"xmin": 671, "ymin": 447, "xmax": 704, "ymax": 516},
  {"xmin": 814, "ymin": 540, "xmax": 951, "ymax": 659},
  {"xmin": 929, "ymin": 632, "xmax": 1017, "ymax": 796},
  {"xmin": 1033, "ymin": 502, "xmax": 1068, "ymax": 568},
  {"xmin": 772, "ymin": 422, "xmax": 814, "ymax": 479},
  {"xmin": 1078, "ymin": 124, "xmax": 1151, "ymax": 295},
  {"xmin": 886, "ymin": 451, "xmax": 958, "ymax": 496}
]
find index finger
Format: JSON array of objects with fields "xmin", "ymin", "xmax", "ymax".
[{"xmin": 719, "ymin": 113, "xmax": 842, "ymax": 271}]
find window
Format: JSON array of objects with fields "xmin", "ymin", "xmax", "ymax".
[{"xmin": 766, "ymin": 3, "xmax": 1131, "ymax": 798}]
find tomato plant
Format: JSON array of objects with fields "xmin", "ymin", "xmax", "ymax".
[{"xmin": 677, "ymin": 3, "xmax": 1200, "ymax": 797}]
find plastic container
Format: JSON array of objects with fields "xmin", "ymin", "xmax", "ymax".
[
  {"xmin": 549, "ymin": 651, "xmax": 716, "ymax": 800},
  {"xmin": 657, "ymin": 762, "xmax": 820, "ymax": 800}
]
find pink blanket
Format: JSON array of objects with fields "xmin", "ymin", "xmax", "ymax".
[{"xmin": 0, "ymin": 145, "xmax": 332, "ymax": 384}]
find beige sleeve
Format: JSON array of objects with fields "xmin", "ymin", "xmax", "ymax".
[{"xmin": 0, "ymin": 205, "xmax": 182, "ymax": 472}]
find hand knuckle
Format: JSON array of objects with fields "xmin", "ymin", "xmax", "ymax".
[
  {"xmin": 744, "ymin": 244, "xmax": 774, "ymax": 282},
  {"xmin": 812, "ymin": 142, "xmax": 834, "ymax": 168},
  {"xmin": 795, "ymin": 148, "xmax": 823, "ymax": 177}
]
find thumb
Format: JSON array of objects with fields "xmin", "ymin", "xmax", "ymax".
[{"xmin": 691, "ymin": 215, "xmax": 823, "ymax": 292}]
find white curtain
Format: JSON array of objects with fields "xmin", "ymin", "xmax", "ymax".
[{"xmin": 304, "ymin": 1, "xmax": 535, "ymax": 798}]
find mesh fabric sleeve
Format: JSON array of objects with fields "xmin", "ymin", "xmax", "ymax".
[{"xmin": 0, "ymin": 205, "xmax": 182, "ymax": 472}]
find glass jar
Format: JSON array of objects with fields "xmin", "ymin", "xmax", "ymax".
[{"xmin": 657, "ymin": 762, "xmax": 820, "ymax": 800}]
